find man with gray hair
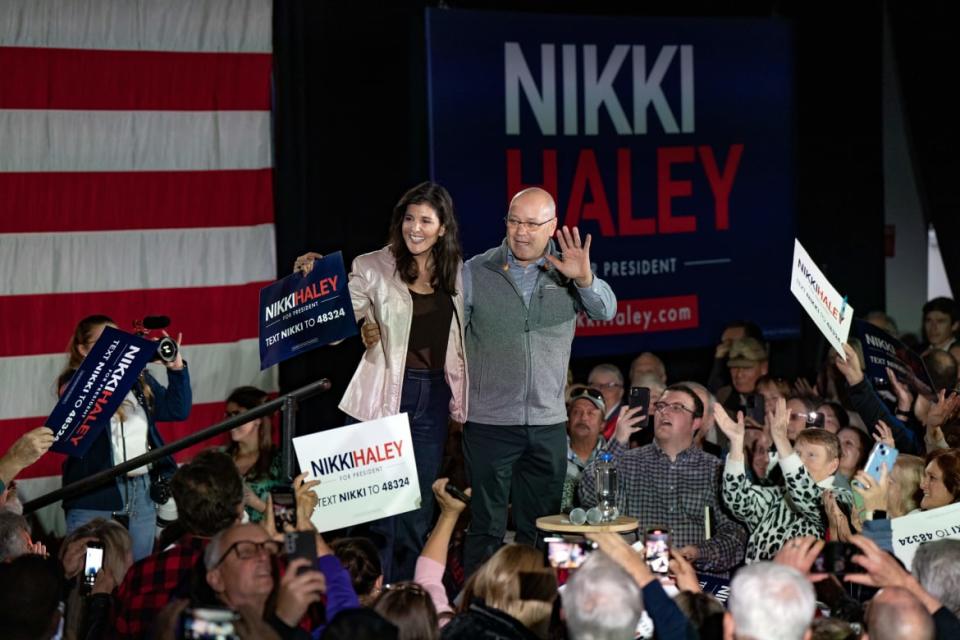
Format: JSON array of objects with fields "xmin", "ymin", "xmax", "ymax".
[
  {"xmin": 724, "ymin": 562, "xmax": 815, "ymax": 640},
  {"xmin": 588, "ymin": 363, "xmax": 625, "ymax": 422},
  {"xmin": 0, "ymin": 511, "xmax": 34, "ymax": 562},
  {"xmin": 562, "ymin": 551, "xmax": 644, "ymax": 640},
  {"xmin": 864, "ymin": 586, "xmax": 935, "ymax": 640},
  {"xmin": 913, "ymin": 539, "xmax": 960, "ymax": 617}
]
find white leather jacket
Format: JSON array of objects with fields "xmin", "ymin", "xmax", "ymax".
[{"xmin": 339, "ymin": 247, "xmax": 468, "ymax": 422}]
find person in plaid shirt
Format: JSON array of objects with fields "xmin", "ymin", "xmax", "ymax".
[
  {"xmin": 579, "ymin": 384, "xmax": 746, "ymax": 574},
  {"xmin": 111, "ymin": 450, "xmax": 245, "ymax": 639}
]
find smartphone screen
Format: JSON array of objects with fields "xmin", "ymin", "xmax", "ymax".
[
  {"xmin": 813, "ymin": 541, "xmax": 864, "ymax": 576},
  {"xmin": 83, "ymin": 544, "xmax": 104, "ymax": 588},
  {"xmin": 180, "ymin": 607, "xmax": 240, "ymax": 640},
  {"xmin": 271, "ymin": 488, "xmax": 297, "ymax": 528},
  {"xmin": 545, "ymin": 537, "xmax": 596, "ymax": 586},
  {"xmin": 628, "ymin": 386, "xmax": 650, "ymax": 410},
  {"xmin": 644, "ymin": 528, "xmax": 670, "ymax": 575},
  {"xmin": 284, "ymin": 531, "xmax": 317, "ymax": 574}
]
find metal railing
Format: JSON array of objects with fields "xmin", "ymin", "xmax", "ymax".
[{"xmin": 23, "ymin": 378, "xmax": 331, "ymax": 514}]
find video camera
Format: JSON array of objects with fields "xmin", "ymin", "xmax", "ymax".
[{"xmin": 133, "ymin": 316, "xmax": 179, "ymax": 364}]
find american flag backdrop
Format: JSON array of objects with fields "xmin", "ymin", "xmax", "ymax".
[{"xmin": 0, "ymin": 0, "xmax": 278, "ymax": 534}]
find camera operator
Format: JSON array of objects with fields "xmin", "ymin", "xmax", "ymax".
[{"xmin": 57, "ymin": 315, "xmax": 191, "ymax": 561}]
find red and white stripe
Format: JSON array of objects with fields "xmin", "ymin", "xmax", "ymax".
[{"xmin": 0, "ymin": 0, "xmax": 277, "ymax": 532}]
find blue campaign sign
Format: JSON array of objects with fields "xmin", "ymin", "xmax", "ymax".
[
  {"xmin": 426, "ymin": 9, "xmax": 798, "ymax": 356},
  {"xmin": 49, "ymin": 326, "xmax": 157, "ymax": 458},
  {"xmin": 259, "ymin": 251, "xmax": 357, "ymax": 369},
  {"xmin": 852, "ymin": 319, "xmax": 935, "ymax": 400}
]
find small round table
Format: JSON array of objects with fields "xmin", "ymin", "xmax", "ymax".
[{"xmin": 536, "ymin": 514, "xmax": 640, "ymax": 536}]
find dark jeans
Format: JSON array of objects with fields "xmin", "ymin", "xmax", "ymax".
[
  {"xmin": 461, "ymin": 421, "xmax": 567, "ymax": 577},
  {"xmin": 354, "ymin": 368, "xmax": 451, "ymax": 582}
]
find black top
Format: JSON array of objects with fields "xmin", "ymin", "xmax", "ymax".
[{"xmin": 406, "ymin": 289, "xmax": 454, "ymax": 370}]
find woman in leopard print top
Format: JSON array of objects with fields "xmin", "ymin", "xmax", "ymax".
[{"xmin": 714, "ymin": 399, "xmax": 854, "ymax": 562}]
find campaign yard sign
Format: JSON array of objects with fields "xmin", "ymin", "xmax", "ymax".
[
  {"xmin": 426, "ymin": 9, "xmax": 798, "ymax": 355},
  {"xmin": 293, "ymin": 414, "xmax": 420, "ymax": 532},
  {"xmin": 259, "ymin": 251, "xmax": 356, "ymax": 369},
  {"xmin": 853, "ymin": 319, "xmax": 935, "ymax": 400},
  {"xmin": 49, "ymin": 326, "xmax": 157, "ymax": 457},
  {"xmin": 890, "ymin": 502, "xmax": 960, "ymax": 571},
  {"xmin": 790, "ymin": 239, "xmax": 853, "ymax": 359}
]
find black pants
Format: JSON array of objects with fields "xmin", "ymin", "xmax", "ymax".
[{"xmin": 461, "ymin": 421, "xmax": 567, "ymax": 577}]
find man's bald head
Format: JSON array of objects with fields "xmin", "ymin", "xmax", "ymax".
[
  {"xmin": 866, "ymin": 587, "xmax": 934, "ymax": 640},
  {"xmin": 509, "ymin": 187, "xmax": 556, "ymax": 216},
  {"xmin": 505, "ymin": 188, "xmax": 558, "ymax": 265}
]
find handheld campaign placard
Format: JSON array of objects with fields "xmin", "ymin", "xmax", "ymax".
[
  {"xmin": 890, "ymin": 502, "xmax": 960, "ymax": 570},
  {"xmin": 293, "ymin": 414, "xmax": 420, "ymax": 532},
  {"xmin": 48, "ymin": 326, "xmax": 157, "ymax": 458},
  {"xmin": 790, "ymin": 239, "xmax": 853, "ymax": 359},
  {"xmin": 852, "ymin": 319, "xmax": 935, "ymax": 400},
  {"xmin": 259, "ymin": 252, "xmax": 357, "ymax": 370}
]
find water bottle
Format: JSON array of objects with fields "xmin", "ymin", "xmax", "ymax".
[{"xmin": 593, "ymin": 452, "xmax": 619, "ymax": 523}]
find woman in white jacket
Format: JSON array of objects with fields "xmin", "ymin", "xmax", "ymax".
[{"xmin": 295, "ymin": 182, "xmax": 467, "ymax": 581}]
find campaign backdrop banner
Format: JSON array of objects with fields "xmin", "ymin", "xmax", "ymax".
[
  {"xmin": 890, "ymin": 502, "xmax": 960, "ymax": 570},
  {"xmin": 852, "ymin": 319, "xmax": 935, "ymax": 400},
  {"xmin": 49, "ymin": 327, "xmax": 157, "ymax": 458},
  {"xmin": 426, "ymin": 9, "xmax": 797, "ymax": 356},
  {"xmin": 293, "ymin": 413, "xmax": 420, "ymax": 532},
  {"xmin": 790, "ymin": 239, "xmax": 853, "ymax": 359},
  {"xmin": 259, "ymin": 252, "xmax": 356, "ymax": 370}
]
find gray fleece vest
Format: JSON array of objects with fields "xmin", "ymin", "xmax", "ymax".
[{"xmin": 465, "ymin": 241, "xmax": 578, "ymax": 426}]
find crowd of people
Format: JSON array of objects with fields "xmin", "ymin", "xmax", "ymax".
[{"xmin": 3, "ymin": 182, "xmax": 960, "ymax": 639}]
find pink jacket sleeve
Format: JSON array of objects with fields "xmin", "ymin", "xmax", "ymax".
[{"xmin": 415, "ymin": 555, "xmax": 453, "ymax": 626}]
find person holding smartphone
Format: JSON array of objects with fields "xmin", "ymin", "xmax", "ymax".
[{"xmin": 294, "ymin": 182, "xmax": 467, "ymax": 582}]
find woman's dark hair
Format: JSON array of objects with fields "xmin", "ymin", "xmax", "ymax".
[
  {"xmin": 372, "ymin": 582, "xmax": 439, "ymax": 640},
  {"xmin": 331, "ymin": 537, "xmax": 383, "ymax": 604},
  {"xmin": 818, "ymin": 401, "xmax": 850, "ymax": 429},
  {"xmin": 926, "ymin": 448, "xmax": 960, "ymax": 502},
  {"xmin": 224, "ymin": 386, "xmax": 274, "ymax": 480},
  {"xmin": 387, "ymin": 182, "xmax": 462, "ymax": 295},
  {"xmin": 838, "ymin": 426, "xmax": 872, "ymax": 471}
]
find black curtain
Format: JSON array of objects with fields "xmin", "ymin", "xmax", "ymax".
[{"xmin": 887, "ymin": 2, "xmax": 960, "ymax": 297}]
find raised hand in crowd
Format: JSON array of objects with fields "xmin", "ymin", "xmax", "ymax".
[
  {"xmin": 768, "ymin": 397, "xmax": 793, "ymax": 458},
  {"xmin": 545, "ymin": 226, "xmax": 594, "ymax": 287},
  {"xmin": 585, "ymin": 531, "xmax": 655, "ymax": 588},
  {"xmin": 91, "ymin": 567, "xmax": 118, "ymax": 595},
  {"xmin": 793, "ymin": 377, "xmax": 820, "ymax": 401},
  {"xmin": 293, "ymin": 251, "xmax": 324, "ymax": 275},
  {"xmin": 612, "ymin": 405, "xmax": 648, "ymax": 445},
  {"xmin": 262, "ymin": 473, "xmax": 322, "ymax": 539},
  {"xmin": 923, "ymin": 388, "xmax": 960, "ymax": 450},
  {"xmin": 823, "ymin": 491, "xmax": 855, "ymax": 541},
  {"xmin": 852, "ymin": 464, "xmax": 890, "ymax": 513},
  {"xmin": 60, "ymin": 535, "xmax": 99, "ymax": 580},
  {"xmin": 844, "ymin": 534, "xmax": 946, "ymax": 615},
  {"xmin": 773, "ymin": 535, "xmax": 828, "ymax": 583},
  {"xmin": 885, "ymin": 366, "xmax": 914, "ymax": 415},
  {"xmin": 421, "ymin": 478, "xmax": 470, "ymax": 567},
  {"xmin": 0, "ymin": 425, "xmax": 55, "ymax": 485},
  {"xmin": 275, "ymin": 557, "xmax": 328, "ymax": 627},
  {"xmin": 668, "ymin": 549, "xmax": 701, "ymax": 593},
  {"xmin": 834, "ymin": 343, "xmax": 865, "ymax": 386},
  {"xmin": 160, "ymin": 330, "xmax": 184, "ymax": 370},
  {"xmin": 874, "ymin": 420, "xmax": 896, "ymax": 449},
  {"xmin": 713, "ymin": 404, "xmax": 746, "ymax": 461}
]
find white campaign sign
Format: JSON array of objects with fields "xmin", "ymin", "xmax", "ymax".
[
  {"xmin": 890, "ymin": 502, "xmax": 960, "ymax": 570},
  {"xmin": 293, "ymin": 413, "xmax": 421, "ymax": 532},
  {"xmin": 789, "ymin": 239, "xmax": 853, "ymax": 360}
]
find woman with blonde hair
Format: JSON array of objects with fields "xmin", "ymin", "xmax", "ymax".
[
  {"xmin": 442, "ymin": 544, "xmax": 557, "ymax": 639},
  {"xmin": 61, "ymin": 518, "xmax": 134, "ymax": 640}
]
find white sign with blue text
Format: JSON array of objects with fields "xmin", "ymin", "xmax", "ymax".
[{"xmin": 293, "ymin": 413, "xmax": 420, "ymax": 532}]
